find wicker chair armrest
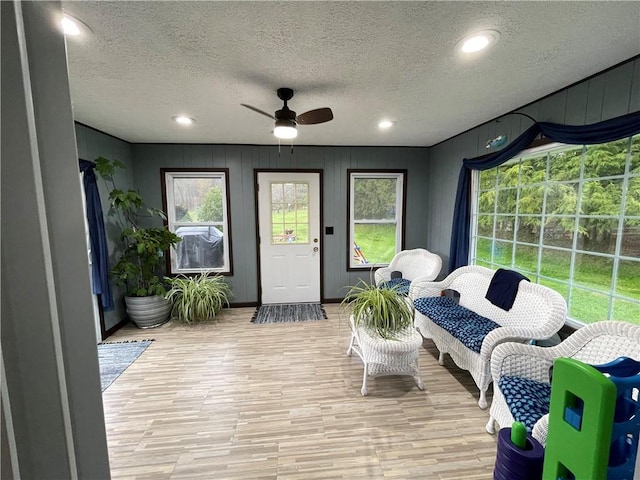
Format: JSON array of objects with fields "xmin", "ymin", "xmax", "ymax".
[
  {"xmin": 408, "ymin": 278, "xmax": 449, "ymax": 300},
  {"xmin": 480, "ymin": 326, "xmax": 559, "ymax": 361},
  {"xmin": 374, "ymin": 267, "xmax": 392, "ymax": 285},
  {"xmin": 532, "ymin": 414, "xmax": 550, "ymax": 445},
  {"xmin": 490, "ymin": 341, "xmax": 558, "ymax": 384}
]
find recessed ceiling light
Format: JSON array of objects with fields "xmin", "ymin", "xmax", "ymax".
[
  {"xmin": 458, "ymin": 30, "xmax": 500, "ymax": 53},
  {"xmin": 61, "ymin": 13, "xmax": 91, "ymax": 36},
  {"xmin": 173, "ymin": 116, "xmax": 195, "ymax": 125},
  {"xmin": 378, "ymin": 120, "xmax": 396, "ymax": 129}
]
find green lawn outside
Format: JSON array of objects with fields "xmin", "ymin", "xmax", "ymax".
[
  {"xmin": 354, "ymin": 224, "xmax": 396, "ymax": 265},
  {"xmin": 476, "ymin": 241, "xmax": 640, "ymax": 324}
]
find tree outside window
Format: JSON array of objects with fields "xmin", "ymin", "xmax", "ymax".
[{"xmin": 472, "ymin": 135, "xmax": 640, "ymax": 326}]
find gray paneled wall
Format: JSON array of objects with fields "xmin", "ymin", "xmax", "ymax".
[
  {"xmin": 76, "ymin": 56, "xmax": 639, "ymax": 316},
  {"xmin": 427, "ymin": 57, "xmax": 640, "ymax": 273},
  {"xmin": 76, "ymin": 124, "xmax": 134, "ymax": 331},
  {"xmin": 131, "ymin": 144, "xmax": 430, "ymax": 303}
]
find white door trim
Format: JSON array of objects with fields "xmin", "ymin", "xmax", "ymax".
[{"xmin": 255, "ymin": 170, "xmax": 323, "ymax": 304}]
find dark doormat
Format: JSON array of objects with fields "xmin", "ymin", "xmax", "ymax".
[{"xmin": 251, "ymin": 303, "xmax": 327, "ymax": 324}]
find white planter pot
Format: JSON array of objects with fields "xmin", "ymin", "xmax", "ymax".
[{"xmin": 124, "ymin": 295, "xmax": 171, "ymax": 329}]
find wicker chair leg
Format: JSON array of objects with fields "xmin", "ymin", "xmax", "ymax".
[
  {"xmin": 346, "ymin": 333, "xmax": 355, "ymax": 356},
  {"xmin": 361, "ymin": 363, "xmax": 369, "ymax": 396},
  {"xmin": 438, "ymin": 351, "xmax": 445, "ymax": 366},
  {"xmin": 485, "ymin": 416, "xmax": 495, "ymax": 434},
  {"xmin": 478, "ymin": 390, "xmax": 488, "ymax": 409}
]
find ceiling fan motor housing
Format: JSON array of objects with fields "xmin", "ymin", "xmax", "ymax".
[{"xmin": 275, "ymin": 107, "xmax": 297, "ymax": 127}]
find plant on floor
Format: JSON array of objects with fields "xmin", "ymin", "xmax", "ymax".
[
  {"xmin": 341, "ymin": 279, "xmax": 414, "ymax": 339},
  {"xmin": 95, "ymin": 157, "xmax": 182, "ymax": 328},
  {"xmin": 95, "ymin": 157, "xmax": 182, "ymax": 297},
  {"xmin": 165, "ymin": 272, "xmax": 232, "ymax": 324}
]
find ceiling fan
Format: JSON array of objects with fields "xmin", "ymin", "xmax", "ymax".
[{"xmin": 241, "ymin": 88, "xmax": 333, "ymax": 139}]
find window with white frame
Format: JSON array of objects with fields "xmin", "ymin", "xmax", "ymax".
[
  {"xmin": 163, "ymin": 169, "xmax": 232, "ymax": 274},
  {"xmin": 348, "ymin": 170, "xmax": 405, "ymax": 269},
  {"xmin": 471, "ymin": 135, "xmax": 640, "ymax": 326}
]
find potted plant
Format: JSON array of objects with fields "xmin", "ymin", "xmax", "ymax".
[
  {"xmin": 95, "ymin": 156, "xmax": 182, "ymax": 328},
  {"xmin": 341, "ymin": 279, "xmax": 414, "ymax": 339},
  {"xmin": 164, "ymin": 272, "xmax": 232, "ymax": 324}
]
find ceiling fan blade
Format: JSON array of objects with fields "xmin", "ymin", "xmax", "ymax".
[
  {"xmin": 241, "ymin": 103, "xmax": 275, "ymax": 120},
  {"xmin": 296, "ymin": 107, "xmax": 333, "ymax": 125}
]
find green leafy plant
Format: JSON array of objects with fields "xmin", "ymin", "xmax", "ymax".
[
  {"xmin": 341, "ymin": 279, "xmax": 414, "ymax": 339},
  {"xmin": 165, "ymin": 272, "xmax": 232, "ymax": 324},
  {"xmin": 95, "ymin": 156, "xmax": 181, "ymax": 297}
]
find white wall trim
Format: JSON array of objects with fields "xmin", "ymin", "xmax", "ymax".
[
  {"xmin": 13, "ymin": 2, "xmax": 78, "ymax": 477},
  {"xmin": 1, "ymin": 346, "xmax": 21, "ymax": 479}
]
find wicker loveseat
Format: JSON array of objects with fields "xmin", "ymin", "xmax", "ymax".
[{"xmin": 409, "ymin": 265, "xmax": 567, "ymax": 409}]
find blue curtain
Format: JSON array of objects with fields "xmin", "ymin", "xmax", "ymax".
[
  {"xmin": 448, "ymin": 111, "xmax": 640, "ymax": 272},
  {"xmin": 79, "ymin": 160, "xmax": 114, "ymax": 310}
]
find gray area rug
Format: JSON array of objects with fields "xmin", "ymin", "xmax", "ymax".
[
  {"xmin": 97, "ymin": 340, "xmax": 153, "ymax": 391},
  {"xmin": 251, "ymin": 303, "xmax": 327, "ymax": 324}
]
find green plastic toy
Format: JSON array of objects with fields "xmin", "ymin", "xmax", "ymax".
[
  {"xmin": 542, "ymin": 357, "xmax": 617, "ymax": 480},
  {"xmin": 511, "ymin": 421, "xmax": 527, "ymax": 449}
]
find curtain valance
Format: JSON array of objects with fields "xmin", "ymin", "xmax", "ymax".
[{"xmin": 448, "ymin": 111, "xmax": 640, "ymax": 272}]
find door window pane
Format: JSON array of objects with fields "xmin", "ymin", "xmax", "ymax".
[{"xmin": 271, "ymin": 182, "xmax": 309, "ymax": 244}]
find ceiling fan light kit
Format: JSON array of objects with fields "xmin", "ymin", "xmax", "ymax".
[
  {"xmin": 274, "ymin": 120, "xmax": 298, "ymax": 139},
  {"xmin": 242, "ymin": 87, "xmax": 333, "ymax": 141}
]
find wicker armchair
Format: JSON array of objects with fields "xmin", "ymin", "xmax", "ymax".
[
  {"xmin": 374, "ymin": 248, "xmax": 442, "ymax": 290},
  {"xmin": 410, "ymin": 266, "xmax": 567, "ymax": 408},
  {"xmin": 487, "ymin": 321, "xmax": 640, "ymax": 445}
]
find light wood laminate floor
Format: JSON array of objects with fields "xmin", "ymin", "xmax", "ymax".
[{"xmin": 102, "ymin": 304, "xmax": 497, "ymax": 479}]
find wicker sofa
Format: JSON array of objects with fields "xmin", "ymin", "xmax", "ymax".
[{"xmin": 409, "ymin": 265, "xmax": 567, "ymax": 409}]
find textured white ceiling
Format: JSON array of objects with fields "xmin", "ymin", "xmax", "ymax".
[{"xmin": 62, "ymin": 1, "xmax": 640, "ymax": 147}]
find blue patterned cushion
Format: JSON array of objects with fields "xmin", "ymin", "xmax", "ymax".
[
  {"xmin": 498, "ymin": 375, "xmax": 551, "ymax": 432},
  {"xmin": 379, "ymin": 278, "xmax": 411, "ymax": 296},
  {"xmin": 413, "ymin": 297, "xmax": 500, "ymax": 353}
]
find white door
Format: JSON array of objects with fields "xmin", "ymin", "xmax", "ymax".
[{"xmin": 257, "ymin": 171, "xmax": 321, "ymax": 304}]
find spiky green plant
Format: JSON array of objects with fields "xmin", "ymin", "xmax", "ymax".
[
  {"xmin": 341, "ymin": 279, "xmax": 414, "ymax": 339},
  {"xmin": 165, "ymin": 272, "xmax": 232, "ymax": 324}
]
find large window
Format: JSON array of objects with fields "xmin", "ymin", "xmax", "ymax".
[
  {"xmin": 163, "ymin": 169, "xmax": 232, "ymax": 274},
  {"xmin": 348, "ymin": 170, "xmax": 406, "ymax": 269},
  {"xmin": 472, "ymin": 135, "xmax": 640, "ymax": 326}
]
